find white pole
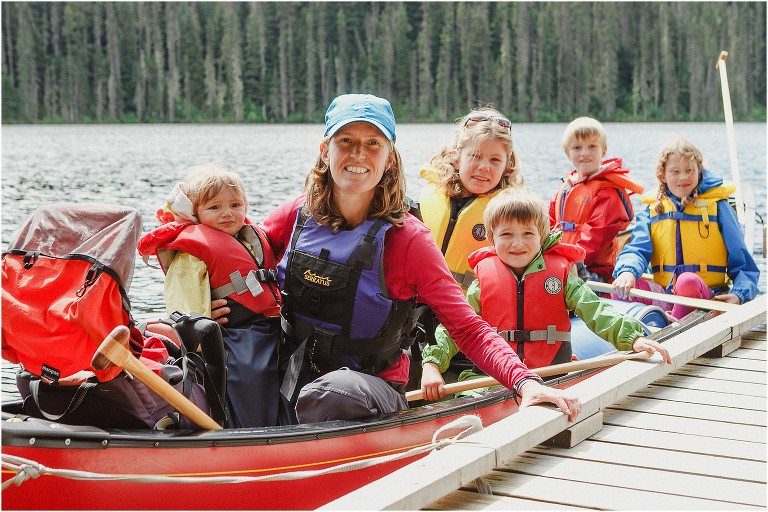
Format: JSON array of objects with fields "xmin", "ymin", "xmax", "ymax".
[{"xmin": 716, "ymin": 51, "xmax": 746, "ymax": 228}]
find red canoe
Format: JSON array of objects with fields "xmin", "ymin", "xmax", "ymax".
[
  {"xmin": 2, "ymin": 307, "xmax": 701, "ymax": 510},
  {"xmin": 2, "ymin": 372, "xmax": 587, "ymax": 510}
]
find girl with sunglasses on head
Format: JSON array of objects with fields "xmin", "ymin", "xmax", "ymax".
[
  {"xmin": 418, "ymin": 106, "xmax": 521, "ymax": 293},
  {"xmin": 414, "ymin": 106, "xmax": 521, "ymax": 391}
]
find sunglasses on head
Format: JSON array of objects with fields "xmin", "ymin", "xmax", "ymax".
[{"xmin": 463, "ymin": 113, "xmax": 512, "ymax": 129}]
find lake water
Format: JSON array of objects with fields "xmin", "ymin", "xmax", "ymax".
[{"xmin": 2, "ymin": 122, "xmax": 766, "ymax": 398}]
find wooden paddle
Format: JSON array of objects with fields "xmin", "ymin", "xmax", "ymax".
[
  {"xmin": 91, "ymin": 325, "xmax": 223, "ymax": 430},
  {"xmin": 586, "ymin": 280, "xmax": 738, "ymax": 313},
  {"xmin": 405, "ymin": 350, "xmax": 652, "ymax": 402},
  {"xmin": 716, "ymin": 51, "xmax": 759, "ymax": 255},
  {"xmin": 716, "ymin": 52, "xmax": 747, "ymax": 231}
]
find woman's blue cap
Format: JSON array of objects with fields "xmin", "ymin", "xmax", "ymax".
[{"xmin": 324, "ymin": 94, "xmax": 396, "ymax": 142}]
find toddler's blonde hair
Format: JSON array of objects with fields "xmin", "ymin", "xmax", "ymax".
[
  {"xmin": 562, "ymin": 117, "xmax": 607, "ymax": 154},
  {"xmin": 483, "ymin": 187, "xmax": 550, "ymax": 246},
  {"xmin": 428, "ymin": 106, "xmax": 521, "ymax": 197},
  {"xmin": 182, "ymin": 162, "xmax": 248, "ymax": 215}
]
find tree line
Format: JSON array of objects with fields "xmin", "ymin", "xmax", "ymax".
[{"xmin": 2, "ymin": 2, "xmax": 765, "ymax": 124}]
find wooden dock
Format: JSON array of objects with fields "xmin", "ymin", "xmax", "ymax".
[{"xmin": 325, "ymin": 295, "xmax": 766, "ymax": 510}]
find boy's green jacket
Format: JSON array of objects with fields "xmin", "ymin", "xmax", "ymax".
[{"xmin": 422, "ymin": 232, "xmax": 646, "ymax": 372}]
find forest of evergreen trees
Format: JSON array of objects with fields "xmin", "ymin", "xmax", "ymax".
[{"xmin": 2, "ymin": 2, "xmax": 765, "ymax": 124}]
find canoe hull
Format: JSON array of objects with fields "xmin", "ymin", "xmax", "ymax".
[
  {"xmin": 1, "ymin": 299, "xmax": 673, "ymax": 509},
  {"xmin": 3, "ymin": 384, "xmax": 544, "ymax": 510}
]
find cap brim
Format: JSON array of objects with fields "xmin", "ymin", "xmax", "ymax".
[{"xmin": 325, "ymin": 118, "xmax": 394, "ymax": 141}]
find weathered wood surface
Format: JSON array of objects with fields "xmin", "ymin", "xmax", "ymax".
[{"xmin": 322, "ymin": 295, "xmax": 766, "ymax": 510}]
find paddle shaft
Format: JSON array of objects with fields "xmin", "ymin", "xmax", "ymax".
[
  {"xmin": 405, "ymin": 351, "xmax": 652, "ymax": 402},
  {"xmin": 716, "ymin": 52, "xmax": 746, "ymax": 227},
  {"xmin": 587, "ymin": 280, "xmax": 738, "ymax": 312},
  {"xmin": 92, "ymin": 326, "xmax": 222, "ymax": 430}
]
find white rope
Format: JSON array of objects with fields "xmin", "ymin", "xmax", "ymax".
[{"xmin": 2, "ymin": 415, "xmax": 484, "ymax": 488}]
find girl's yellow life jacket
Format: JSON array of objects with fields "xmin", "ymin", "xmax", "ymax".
[{"xmin": 642, "ymin": 182, "xmax": 735, "ymax": 290}]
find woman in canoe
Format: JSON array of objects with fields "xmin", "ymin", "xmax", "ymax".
[{"xmin": 212, "ymin": 93, "xmax": 581, "ymax": 424}]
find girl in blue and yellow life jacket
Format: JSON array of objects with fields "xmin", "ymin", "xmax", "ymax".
[
  {"xmin": 612, "ymin": 139, "xmax": 759, "ymax": 319},
  {"xmin": 138, "ymin": 163, "xmax": 284, "ymax": 429}
]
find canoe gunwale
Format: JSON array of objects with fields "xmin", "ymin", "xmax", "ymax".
[
  {"xmin": 1, "ymin": 309, "xmax": 709, "ymax": 451},
  {"xmin": 1, "ymin": 370, "xmax": 594, "ymax": 450}
]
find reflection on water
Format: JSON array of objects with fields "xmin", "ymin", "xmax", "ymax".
[{"xmin": 2, "ymin": 123, "xmax": 766, "ymax": 398}]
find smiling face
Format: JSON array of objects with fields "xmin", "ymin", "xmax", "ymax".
[
  {"xmin": 566, "ymin": 134, "xmax": 606, "ymax": 178},
  {"xmin": 662, "ymin": 153, "xmax": 700, "ymax": 200},
  {"xmin": 489, "ymin": 218, "xmax": 543, "ymax": 277},
  {"xmin": 196, "ymin": 188, "xmax": 246, "ymax": 236},
  {"xmin": 321, "ymin": 121, "xmax": 393, "ymax": 202},
  {"xmin": 457, "ymin": 138, "xmax": 509, "ymax": 195}
]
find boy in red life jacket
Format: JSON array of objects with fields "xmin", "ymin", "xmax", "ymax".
[
  {"xmin": 420, "ymin": 187, "xmax": 670, "ymax": 401},
  {"xmin": 138, "ymin": 163, "xmax": 284, "ymax": 428},
  {"xmin": 549, "ymin": 117, "xmax": 644, "ymax": 283}
]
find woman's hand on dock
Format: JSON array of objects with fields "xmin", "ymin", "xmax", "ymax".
[{"xmin": 518, "ymin": 380, "xmax": 581, "ymax": 422}]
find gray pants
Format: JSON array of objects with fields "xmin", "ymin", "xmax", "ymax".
[{"xmin": 295, "ymin": 368, "xmax": 408, "ymax": 423}]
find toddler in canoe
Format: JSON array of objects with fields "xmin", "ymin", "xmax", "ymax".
[{"xmin": 138, "ymin": 163, "xmax": 283, "ymax": 428}]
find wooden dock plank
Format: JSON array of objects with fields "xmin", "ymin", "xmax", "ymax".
[
  {"xmin": 669, "ymin": 365, "xmax": 766, "ymax": 385},
  {"xmin": 688, "ymin": 357, "xmax": 766, "ymax": 372},
  {"xmin": 652, "ymin": 373, "xmax": 766, "ymax": 397},
  {"xmin": 740, "ymin": 337, "xmax": 766, "ymax": 350},
  {"xmin": 322, "ymin": 299, "xmax": 766, "ymax": 511},
  {"xmin": 608, "ymin": 395, "xmax": 766, "ymax": 426},
  {"xmin": 727, "ymin": 348, "xmax": 766, "ymax": 360},
  {"xmin": 602, "ymin": 409, "xmax": 766, "ymax": 443},
  {"xmin": 631, "ymin": 385, "xmax": 766, "ymax": 411},
  {"xmin": 528, "ymin": 439, "xmax": 766, "ymax": 482},
  {"xmin": 425, "ymin": 489, "xmax": 585, "ymax": 510},
  {"xmin": 588, "ymin": 424, "xmax": 766, "ymax": 462},
  {"xmin": 500, "ymin": 453, "xmax": 766, "ymax": 506},
  {"xmin": 481, "ymin": 469, "xmax": 763, "ymax": 510}
]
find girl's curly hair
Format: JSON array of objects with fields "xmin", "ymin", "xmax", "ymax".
[
  {"xmin": 427, "ymin": 106, "xmax": 521, "ymax": 198},
  {"xmin": 654, "ymin": 139, "xmax": 704, "ymax": 215}
]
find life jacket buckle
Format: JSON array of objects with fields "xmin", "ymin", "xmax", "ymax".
[
  {"xmin": 312, "ymin": 327, "xmax": 338, "ymax": 354},
  {"xmin": 244, "ymin": 270, "xmax": 264, "ymax": 297}
]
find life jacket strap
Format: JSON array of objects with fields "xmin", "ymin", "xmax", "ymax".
[
  {"xmin": 498, "ymin": 325, "xmax": 571, "ymax": 344},
  {"xmin": 280, "ymin": 314, "xmax": 403, "ymax": 358},
  {"xmin": 211, "ymin": 269, "xmax": 277, "ymax": 299},
  {"xmin": 450, "ymin": 270, "xmax": 477, "ymax": 290}
]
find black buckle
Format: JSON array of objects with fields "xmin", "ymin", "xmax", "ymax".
[
  {"xmin": 312, "ymin": 328, "xmax": 338, "ymax": 354},
  {"xmin": 513, "ymin": 330, "xmax": 531, "ymax": 343},
  {"xmin": 255, "ymin": 268, "xmax": 277, "ymax": 282}
]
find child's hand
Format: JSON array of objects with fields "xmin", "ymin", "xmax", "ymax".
[
  {"xmin": 713, "ymin": 293, "xmax": 741, "ymax": 305},
  {"xmin": 210, "ymin": 299, "xmax": 230, "ymax": 325},
  {"xmin": 420, "ymin": 363, "xmax": 446, "ymax": 401},
  {"xmin": 632, "ymin": 337, "xmax": 672, "ymax": 364},
  {"xmin": 612, "ymin": 271, "xmax": 636, "ymax": 299},
  {"xmin": 518, "ymin": 379, "xmax": 581, "ymax": 422}
]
